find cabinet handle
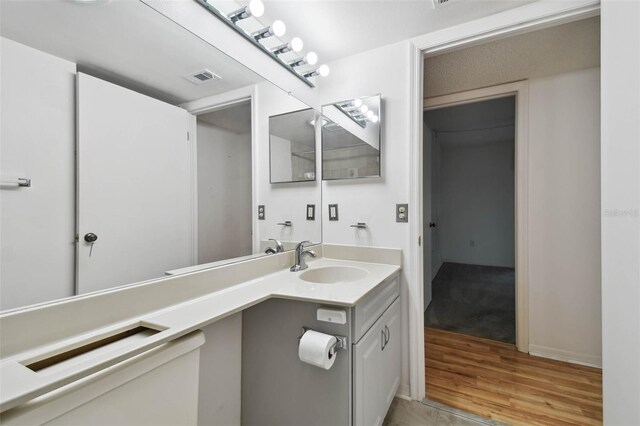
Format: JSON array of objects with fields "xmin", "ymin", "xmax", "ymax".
[
  {"xmin": 385, "ymin": 325, "xmax": 390, "ymax": 346},
  {"xmin": 381, "ymin": 329, "xmax": 386, "ymax": 350}
]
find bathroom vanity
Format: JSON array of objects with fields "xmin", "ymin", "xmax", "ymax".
[
  {"xmin": 242, "ymin": 269, "xmax": 400, "ymax": 426},
  {"xmin": 0, "ymin": 244, "xmax": 401, "ymax": 425}
]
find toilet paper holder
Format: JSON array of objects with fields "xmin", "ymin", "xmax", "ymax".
[{"xmin": 298, "ymin": 327, "xmax": 348, "ymax": 356}]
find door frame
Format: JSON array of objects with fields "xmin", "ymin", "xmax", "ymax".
[
  {"xmin": 405, "ymin": 0, "xmax": 600, "ymax": 401},
  {"xmin": 423, "ymin": 82, "xmax": 530, "ymax": 353}
]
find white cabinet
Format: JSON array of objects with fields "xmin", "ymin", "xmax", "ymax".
[
  {"xmin": 0, "ymin": 332, "xmax": 204, "ymax": 426},
  {"xmin": 380, "ymin": 299, "xmax": 401, "ymax": 409},
  {"xmin": 353, "ymin": 297, "xmax": 401, "ymax": 426}
]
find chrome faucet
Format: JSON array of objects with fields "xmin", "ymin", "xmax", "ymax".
[
  {"xmin": 265, "ymin": 238, "xmax": 284, "ymax": 255},
  {"xmin": 290, "ymin": 241, "xmax": 317, "ymax": 272}
]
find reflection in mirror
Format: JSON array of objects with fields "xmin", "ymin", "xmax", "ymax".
[
  {"xmin": 269, "ymin": 109, "xmax": 317, "ymax": 183},
  {"xmin": 0, "ymin": 0, "xmax": 320, "ymax": 312},
  {"xmin": 321, "ymin": 95, "xmax": 382, "ymax": 180},
  {"xmin": 256, "ymin": 83, "xmax": 322, "ymax": 254}
]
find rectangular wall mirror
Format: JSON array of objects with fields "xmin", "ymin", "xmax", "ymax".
[
  {"xmin": 321, "ymin": 94, "xmax": 381, "ymax": 180},
  {"xmin": 0, "ymin": 0, "xmax": 321, "ymax": 312},
  {"xmin": 269, "ymin": 108, "xmax": 317, "ymax": 183}
]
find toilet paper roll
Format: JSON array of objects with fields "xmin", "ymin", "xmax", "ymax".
[{"xmin": 298, "ymin": 330, "xmax": 338, "ymax": 370}]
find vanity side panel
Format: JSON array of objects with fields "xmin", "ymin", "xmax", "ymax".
[
  {"xmin": 198, "ymin": 313, "xmax": 242, "ymax": 426},
  {"xmin": 242, "ymin": 299, "xmax": 350, "ymax": 426}
]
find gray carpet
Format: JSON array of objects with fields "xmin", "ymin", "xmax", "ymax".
[{"xmin": 425, "ymin": 262, "xmax": 515, "ymax": 344}]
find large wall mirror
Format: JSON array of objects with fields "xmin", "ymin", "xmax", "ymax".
[
  {"xmin": 0, "ymin": 0, "xmax": 321, "ymax": 312},
  {"xmin": 321, "ymin": 94, "xmax": 381, "ymax": 180}
]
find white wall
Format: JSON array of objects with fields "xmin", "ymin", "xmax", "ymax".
[
  {"xmin": 197, "ymin": 122, "xmax": 252, "ymax": 263},
  {"xmin": 437, "ymin": 139, "xmax": 515, "ymax": 268},
  {"xmin": 527, "ymin": 68, "xmax": 601, "ymax": 366},
  {"xmin": 317, "ymin": 42, "xmax": 412, "ymax": 395},
  {"xmin": 254, "ymin": 82, "xmax": 322, "ymax": 248},
  {"xmin": 600, "ymin": 0, "xmax": 640, "ymax": 423},
  {"xmin": 0, "ymin": 37, "xmax": 76, "ymax": 311}
]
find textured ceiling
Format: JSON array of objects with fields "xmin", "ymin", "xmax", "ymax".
[{"xmin": 424, "ymin": 16, "xmax": 600, "ymax": 98}]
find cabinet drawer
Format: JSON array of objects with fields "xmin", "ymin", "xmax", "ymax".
[{"xmin": 352, "ymin": 272, "xmax": 399, "ymax": 343}]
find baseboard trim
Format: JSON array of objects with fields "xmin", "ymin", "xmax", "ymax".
[
  {"xmin": 528, "ymin": 344, "xmax": 602, "ymax": 368},
  {"xmin": 396, "ymin": 383, "xmax": 412, "ymax": 400}
]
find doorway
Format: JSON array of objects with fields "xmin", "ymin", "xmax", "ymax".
[
  {"xmin": 423, "ymin": 96, "xmax": 516, "ymax": 344},
  {"xmin": 194, "ymin": 100, "xmax": 253, "ymax": 265}
]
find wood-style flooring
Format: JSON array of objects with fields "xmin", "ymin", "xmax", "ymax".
[{"xmin": 425, "ymin": 328, "xmax": 603, "ymax": 426}]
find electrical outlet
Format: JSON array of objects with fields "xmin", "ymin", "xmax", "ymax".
[
  {"xmin": 396, "ymin": 204, "xmax": 408, "ymax": 222},
  {"xmin": 258, "ymin": 205, "xmax": 265, "ymax": 220},
  {"xmin": 329, "ymin": 204, "xmax": 339, "ymax": 221},
  {"xmin": 307, "ymin": 204, "xmax": 316, "ymax": 220}
]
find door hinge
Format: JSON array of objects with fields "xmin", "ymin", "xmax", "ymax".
[
  {"xmin": 187, "ymin": 131, "xmax": 190, "ymax": 141},
  {"xmin": 418, "ymin": 236, "xmax": 422, "ymax": 246}
]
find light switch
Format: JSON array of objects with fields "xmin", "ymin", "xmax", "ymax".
[
  {"xmin": 396, "ymin": 204, "xmax": 408, "ymax": 223},
  {"xmin": 329, "ymin": 204, "xmax": 339, "ymax": 221}
]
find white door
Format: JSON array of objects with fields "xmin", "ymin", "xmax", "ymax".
[{"xmin": 76, "ymin": 73, "xmax": 193, "ymax": 294}]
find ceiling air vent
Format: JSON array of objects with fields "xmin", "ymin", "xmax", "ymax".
[
  {"xmin": 184, "ymin": 69, "xmax": 221, "ymax": 85},
  {"xmin": 432, "ymin": 0, "xmax": 458, "ymax": 8}
]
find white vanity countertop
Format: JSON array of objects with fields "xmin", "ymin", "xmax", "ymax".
[
  {"xmin": 149, "ymin": 257, "xmax": 400, "ymax": 328},
  {"xmin": 0, "ymin": 249, "xmax": 400, "ymax": 413}
]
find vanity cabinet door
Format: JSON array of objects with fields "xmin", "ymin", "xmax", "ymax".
[
  {"xmin": 353, "ymin": 297, "xmax": 401, "ymax": 426},
  {"xmin": 353, "ymin": 318, "xmax": 384, "ymax": 426},
  {"xmin": 380, "ymin": 298, "xmax": 401, "ymax": 409}
]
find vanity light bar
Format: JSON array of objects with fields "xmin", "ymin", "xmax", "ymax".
[{"xmin": 195, "ymin": 0, "xmax": 329, "ymax": 87}]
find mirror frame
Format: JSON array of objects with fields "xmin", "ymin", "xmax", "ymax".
[{"xmin": 320, "ymin": 94, "xmax": 382, "ymax": 181}]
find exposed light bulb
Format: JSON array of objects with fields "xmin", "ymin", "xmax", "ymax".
[
  {"xmin": 366, "ymin": 110, "xmax": 374, "ymax": 118},
  {"xmin": 318, "ymin": 64, "xmax": 330, "ymax": 77},
  {"xmin": 306, "ymin": 51, "xmax": 318, "ymax": 66},
  {"xmin": 371, "ymin": 115, "xmax": 379, "ymax": 123},
  {"xmin": 360, "ymin": 105, "xmax": 369, "ymax": 114},
  {"xmin": 271, "ymin": 20, "xmax": 286, "ymax": 37},
  {"xmin": 248, "ymin": 0, "xmax": 264, "ymax": 17},
  {"xmin": 353, "ymin": 99, "xmax": 363, "ymax": 108},
  {"xmin": 290, "ymin": 37, "xmax": 304, "ymax": 53}
]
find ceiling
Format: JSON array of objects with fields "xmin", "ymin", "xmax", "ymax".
[
  {"xmin": 199, "ymin": 101, "xmax": 252, "ymax": 134},
  {"xmin": 424, "ymin": 96, "xmax": 515, "ymax": 147},
  {"xmin": 0, "ymin": 0, "xmax": 264, "ymax": 105},
  {"xmin": 256, "ymin": 0, "xmax": 536, "ymax": 64}
]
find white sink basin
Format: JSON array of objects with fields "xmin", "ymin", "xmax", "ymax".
[{"xmin": 299, "ymin": 266, "xmax": 368, "ymax": 284}]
